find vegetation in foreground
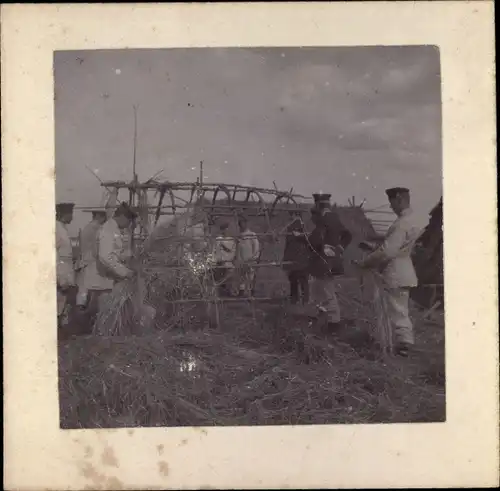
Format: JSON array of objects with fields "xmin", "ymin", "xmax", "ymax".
[{"xmin": 58, "ymin": 279, "xmax": 445, "ymax": 429}]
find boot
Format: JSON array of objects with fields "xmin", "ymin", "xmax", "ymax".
[{"xmin": 395, "ymin": 343, "xmax": 410, "ymax": 357}]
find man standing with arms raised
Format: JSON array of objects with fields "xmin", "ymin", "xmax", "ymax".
[{"xmin": 357, "ymin": 187, "xmax": 422, "ymax": 357}]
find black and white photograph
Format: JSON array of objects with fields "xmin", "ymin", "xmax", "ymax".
[
  {"xmin": 55, "ymin": 46, "xmax": 445, "ymax": 429},
  {"xmin": 3, "ymin": 3, "xmax": 497, "ymax": 490}
]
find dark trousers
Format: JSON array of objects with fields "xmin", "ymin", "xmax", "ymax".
[
  {"xmin": 213, "ymin": 265, "xmax": 233, "ymax": 296},
  {"xmin": 72, "ymin": 289, "xmax": 112, "ymax": 335},
  {"xmin": 288, "ymin": 270, "xmax": 310, "ymax": 304}
]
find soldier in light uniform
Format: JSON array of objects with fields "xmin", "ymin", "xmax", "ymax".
[
  {"xmin": 55, "ymin": 202, "xmax": 76, "ymax": 329},
  {"xmin": 75, "ymin": 209, "xmax": 108, "ymax": 309},
  {"xmin": 236, "ymin": 216, "xmax": 260, "ymax": 297},
  {"xmin": 357, "ymin": 187, "xmax": 422, "ymax": 357},
  {"xmin": 212, "ymin": 222, "xmax": 237, "ymax": 297},
  {"xmin": 84, "ymin": 202, "xmax": 138, "ymax": 330}
]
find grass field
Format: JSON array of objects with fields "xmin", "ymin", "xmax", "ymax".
[{"xmin": 58, "ymin": 273, "xmax": 445, "ymax": 428}]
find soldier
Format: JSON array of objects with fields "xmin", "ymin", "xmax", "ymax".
[
  {"xmin": 55, "ymin": 202, "xmax": 76, "ymax": 331},
  {"xmin": 235, "ymin": 216, "xmax": 260, "ymax": 297},
  {"xmin": 87, "ymin": 202, "xmax": 138, "ymax": 332},
  {"xmin": 307, "ymin": 193, "xmax": 352, "ymax": 330},
  {"xmin": 75, "ymin": 209, "xmax": 108, "ymax": 310},
  {"xmin": 356, "ymin": 187, "xmax": 422, "ymax": 357},
  {"xmin": 282, "ymin": 212, "xmax": 310, "ymax": 305},
  {"xmin": 212, "ymin": 221, "xmax": 237, "ymax": 296}
]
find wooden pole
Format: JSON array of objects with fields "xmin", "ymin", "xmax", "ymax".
[
  {"xmin": 130, "ymin": 105, "xmax": 138, "ymax": 253},
  {"xmin": 132, "ymin": 104, "xmax": 138, "ymax": 185}
]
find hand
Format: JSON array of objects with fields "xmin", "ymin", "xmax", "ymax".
[
  {"xmin": 124, "ymin": 269, "xmax": 136, "ymax": 279},
  {"xmin": 358, "ymin": 241, "xmax": 375, "ymax": 252},
  {"xmin": 292, "ymin": 231, "xmax": 301, "ymax": 237},
  {"xmin": 352, "ymin": 259, "xmax": 365, "ymax": 269},
  {"xmin": 323, "ymin": 245, "xmax": 336, "ymax": 257}
]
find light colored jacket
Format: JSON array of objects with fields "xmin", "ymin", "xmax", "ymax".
[
  {"xmin": 78, "ymin": 220, "xmax": 102, "ymax": 269},
  {"xmin": 56, "ymin": 221, "xmax": 75, "ymax": 288},
  {"xmin": 75, "ymin": 220, "xmax": 104, "ymax": 298},
  {"xmin": 362, "ymin": 208, "xmax": 421, "ymax": 288},
  {"xmin": 88, "ymin": 218, "xmax": 133, "ymax": 290},
  {"xmin": 237, "ymin": 229, "xmax": 260, "ymax": 263}
]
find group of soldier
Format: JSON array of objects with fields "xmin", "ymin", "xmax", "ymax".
[
  {"xmin": 56, "ymin": 186, "xmax": 422, "ymax": 357},
  {"xmin": 56, "ymin": 200, "xmax": 138, "ymax": 338},
  {"xmin": 280, "ymin": 187, "xmax": 422, "ymax": 357}
]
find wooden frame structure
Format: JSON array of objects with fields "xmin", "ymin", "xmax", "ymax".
[
  {"xmin": 82, "ymin": 176, "xmax": 318, "ymax": 331},
  {"xmin": 79, "ymin": 176, "xmax": 314, "ymax": 251}
]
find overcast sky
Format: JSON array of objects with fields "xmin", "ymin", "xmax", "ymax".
[{"xmin": 54, "ymin": 46, "xmax": 442, "ymax": 234}]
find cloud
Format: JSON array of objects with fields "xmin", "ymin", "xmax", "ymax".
[{"xmin": 55, "ymin": 47, "xmax": 442, "ymax": 234}]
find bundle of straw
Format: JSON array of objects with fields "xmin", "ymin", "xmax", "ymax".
[
  {"xmin": 93, "ymin": 280, "xmax": 137, "ymax": 336},
  {"xmin": 360, "ymin": 269, "xmax": 393, "ymax": 355},
  {"xmin": 59, "ymin": 310, "xmax": 445, "ymax": 428}
]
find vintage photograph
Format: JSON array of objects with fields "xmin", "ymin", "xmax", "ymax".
[{"xmin": 55, "ymin": 46, "xmax": 445, "ymax": 429}]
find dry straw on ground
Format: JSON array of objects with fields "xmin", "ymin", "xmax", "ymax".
[
  {"xmin": 61, "ymin": 199, "xmax": 445, "ymax": 427},
  {"xmin": 59, "ymin": 276, "xmax": 445, "ymax": 428}
]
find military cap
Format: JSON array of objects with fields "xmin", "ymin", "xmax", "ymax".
[
  {"xmin": 385, "ymin": 187, "xmax": 410, "ymax": 199},
  {"xmin": 114, "ymin": 201, "xmax": 138, "ymax": 220},
  {"xmin": 56, "ymin": 202, "xmax": 75, "ymax": 213},
  {"xmin": 312, "ymin": 193, "xmax": 332, "ymax": 204}
]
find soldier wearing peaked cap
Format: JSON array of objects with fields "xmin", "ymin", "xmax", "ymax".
[
  {"xmin": 307, "ymin": 193, "xmax": 353, "ymax": 330},
  {"xmin": 80, "ymin": 202, "xmax": 138, "ymax": 334},
  {"xmin": 385, "ymin": 187, "xmax": 410, "ymax": 200},
  {"xmin": 357, "ymin": 187, "xmax": 422, "ymax": 357},
  {"xmin": 55, "ymin": 202, "xmax": 76, "ymax": 330}
]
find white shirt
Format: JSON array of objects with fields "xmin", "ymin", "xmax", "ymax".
[
  {"xmin": 56, "ymin": 221, "xmax": 75, "ymax": 287},
  {"xmin": 237, "ymin": 229, "xmax": 260, "ymax": 262},
  {"xmin": 213, "ymin": 235, "xmax": 237, "ymax": 265},
  {"xmin": 78, "ymin": 220, "xmax": 102, "ymax": 269},
  {"xmin": 363, "ymin": 208, "xmax": 422, "ymax": 288}
]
